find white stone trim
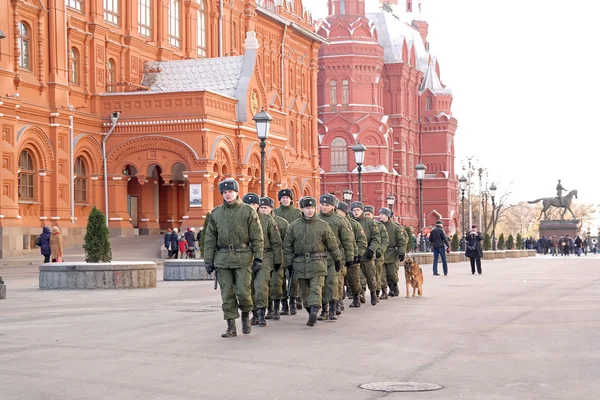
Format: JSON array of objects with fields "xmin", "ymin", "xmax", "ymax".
[
  {"xmin": 40, "ymin": 216, "xmax": 48, "ymax": 220},
  {"xmin": 38, "ymin": 172, "xmax": 47, "ymax": 177},
  {"xmin": 51, "ymin": 217, "xmax": 61, "ymax": 220},
  {"xmin": 140, "ymin": 218, "xmax": 150, "ymax": 222},
  {"xmin": 109, "ymin": 217, "xmax": 124, "ymax": 221},
  {"xmin": 91, "ymin": 176, "xmax": 99, "ymax": 180},
  {"xmin": 182, "ymin": 216, "xmax": 190, "ymax": 219},
  {"xmin": 0, "ymin": 215, "xmax": 4, "ymax": 219},
  {"xmin": 16, "ymin": 215, "xmax": 22, "ymax": 219},
  {"xmin": 167, "ymin": 219, "xmax": 175, "ymax": 222},
  {"xmin": 50, "ymin": 123, "xmax": 60, "ymax": 127},
  {"xmin": 112, "ymin": 176, "xmax": 123, "ymax": 180}
]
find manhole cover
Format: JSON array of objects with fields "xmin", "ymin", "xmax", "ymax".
[
  {"xmin": 176, "ymin": 309, "xmax": 217, "ymax": 313},
  {"xmin": 359, "ymin": 382, "xmax": 443, "ymax": 392}
]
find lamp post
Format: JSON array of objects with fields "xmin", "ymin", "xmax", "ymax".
[
  {"xmin": 489, "ymin": 183, "xmax": 497, "ymax": 251},
  {"xmin": 343, "ymin": 189, "xmax": 353, "ymax": 203},
  {"xmin": 387, "ymin": 194, "xmax": 395, "ymax": 218},
  {"xmin": 352, "ymin": 141, "xmax": 366, "ymax": 201},
  {"xmin": 253, "ymin": 107, "xmax": 272, "ymax": 197},
  {"xmin": 459, "ymin": 175, "xmax": 467, "ymax": 251},
  {"xmin": 416, "ymin": 162, "xmax": 426, "ymax": 252}
]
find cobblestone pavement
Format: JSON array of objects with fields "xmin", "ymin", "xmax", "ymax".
[{"xmin": 0, "ymin": 255, "xmax": 598, "ymax": 400}]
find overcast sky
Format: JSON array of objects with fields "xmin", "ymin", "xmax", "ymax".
[{"xmin": 303, "ymin": 0, "xmax": 599, "ymax": 229}]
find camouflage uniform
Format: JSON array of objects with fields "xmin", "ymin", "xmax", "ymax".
[
  {"xmin": 269, "ymin": 213, "xmax": 289, "ymax": 302},
  {"xmin": 350, "ymin": 202, "xmax": 381, "ymax": 306},
  {"xmin": 375, "ymin": 219, "xmax": 389, "ymax": 295},
  {"xmin": 344, "ymin": 211, "xmax": 367, "ymax": 306},
  {"xmin": 380, "ymin": 208, "xmax": 407, "ymax": 297}
]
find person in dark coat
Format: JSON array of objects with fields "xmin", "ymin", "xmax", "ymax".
[
  {"xmin": 170, "ymin": 228, "xmax": 180, "ymax": 259},
  {"xmin": 39, "ymin": 226, "xmax": 52, "ymax": 263},
  {"xmin": 184, "ymin": 227, "xmax": 196, "ymax": 258},
  {"xmin": 164, "ymin": 228, "xmax": 172, "ymax": 258},
  {"xmin": 429, "ymin": 220, "xmax": 450, "ymax": 276},
  {"xmin": 465, "ymin": 224, "xmax": 483, "ymax": 274}
]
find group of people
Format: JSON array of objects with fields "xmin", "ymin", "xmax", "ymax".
[
  {"xmin": 202, "ymin": 179, "xmax": 415, "ymax": 337},
  {"xmin": 529, "ymin": 235, "xmax": 593, "ymax": 256},
  {"xmin": 37, "ymin": 226, "xmax": 64, "ymax": 263},
  {"xmin": 163, "ymin": 227, "xmax": 203, "ymax": 259}
]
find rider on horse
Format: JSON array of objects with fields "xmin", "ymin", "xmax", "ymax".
[{"xmin": 556, "ymin": 179, "xmax": 567, "ymax": 206}]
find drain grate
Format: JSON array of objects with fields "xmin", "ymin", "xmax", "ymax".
[
  {"xmin": 176, "ymin": 309, "xmax": 218, "ymax": 313},
  {"xmin": 359, "ymin": 382, "xmax": 443, "ymax": 392}
]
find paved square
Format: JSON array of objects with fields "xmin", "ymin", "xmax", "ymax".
[{"xmin": 1, "ymin": 255, "xmax": 599, "ymax": 399}]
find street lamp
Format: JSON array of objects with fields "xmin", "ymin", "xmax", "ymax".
[
  {"xmin": 489, "ymin": 183, "xmax": 497, "ymax": 251},
  {"xmin": 416, "ymin": 162, "xmax": 426, "ymax": 252},
  {"xmin": 253, "ymin": 107, "xmax": 272, "ymax": 197},
  {"xmin": 352, "ymin": 141, "xmax": 366, "ymax": 201},
  {"xmin": 459, "ymin": 175, "xmax": 467, "ymax": 250},
  {"xmin": 343, "ymin": 189, "xmax": 353, "ymax": 203}
]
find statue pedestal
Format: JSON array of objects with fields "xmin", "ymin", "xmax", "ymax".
[{"xmin": 539, "ymin": 220, "xmax": 579, "ymax": 238}]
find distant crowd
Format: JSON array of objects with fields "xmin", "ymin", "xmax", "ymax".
[{"xmin": 524, "ymin": 235, "xmax": 597, "ymax": 256}]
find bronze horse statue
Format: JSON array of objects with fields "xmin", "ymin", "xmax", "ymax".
[{"xmin": 528, "ymin": 190, "xmax": 578, "ymax": 220}]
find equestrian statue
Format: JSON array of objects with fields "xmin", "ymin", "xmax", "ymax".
[{"xmin": 528, "ymin": 180, "xmax": 578, "ymax": 220}]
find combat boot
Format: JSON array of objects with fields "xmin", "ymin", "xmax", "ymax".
[
  {"xmin": 241, "ymin": 312, "xmax": 252, "ymax": 334},
  {"xmin": 393, "ymin": 282, "xmax": 400, "ymax": 297},
  {"xmin": 318, "ymin": 303, "xmax": 329, "ymax": 321},
  {"xmin": 280, "ymin": 299, "xmax": 290, "ymax": 315},
  {"xmin": 221, "ymin": 319, "xmax": 237, "ymax": 338},
  {"xmin": 370, "ymin": 291, "xmax": 378, "ymax": 306},
  {"xmin": 257, "ymin": 308, "xmax": 267, "ymax": 327},
  {"xmin": 273, "ymin": 300, "xmax": 281, "ymax": 320},
  {"xmin": 328, "ymin": 301, "xmax": 338, "ymax": 321},
  {"xmin": 349, "ymin": 294, "xmax": 361, "ymax": 308},
  {"xmin": 296, "ymin": 297, "xmax": 303, "ymax": 310},
  {"xmin": 388, "ymin": 283, "xmax": 396, "ymax": 297},
  {"xmin": 359, "ymin": 289, "xmax": 366, "ymax": 304},
  {"xmin": 250, "ymin": 310, "xmax": 258, "ymax": 326},
  {"xmin": 289, "ymin": 298, "xmax": 297, "ymax": 315},
  {"xmin": 380, "ymin": 289, "xmax": 388, "ymax": 300},
  {"xmin": 265, "ymin": 300, "xmax": 274, "ymax": 320},
  {"xmin": 337, "ymin": 300, "xmax": 343, "ymax": 314},
  {"xmin": 307, "ymin": 306, "xmax": 319, "ymax": 327}
]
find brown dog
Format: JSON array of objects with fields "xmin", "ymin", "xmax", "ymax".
[{"xmin": 404, "ymin": 257, "xmax": 424, "ymax": 298}]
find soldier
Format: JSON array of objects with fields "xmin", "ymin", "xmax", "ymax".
[
  {"xmin": 259, "ymin": 197, "xmax": 292, "ymax": 316},
  {"xmin": 274, "ymin": 188, "xmax": 303, "ymax": 312},
  {"xmin": 242, "ymin": 193, "xmax": 282, "ymax": 327},
  {"xmin": 283, "ymin": 197, "xmax": 341, "ymax": 327},
  {"xmin": 317, "ymin": 194, "xmax": 355, "ymax": 321},
  {"xmin": 379, "ymin": 208, "xmax": 406, "ymax": 297},
  {"xmin": 363, "ymin": 205, "xmax": 388, "ymax": 300},
  {"xmin": 336, "ymin": 201, "xmax": 367, "ymax": 308},
  {"xmin": 204, "ymin": 179, "xmax": 264, "ymax": 338},
  {"xmin": 350, "ymin": 201, "xmax": 381, "ymax": 306}
]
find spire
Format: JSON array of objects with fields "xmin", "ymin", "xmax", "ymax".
[{"xmin": 419, "ymin": 58, "xmax": 451, "ymax": 95}]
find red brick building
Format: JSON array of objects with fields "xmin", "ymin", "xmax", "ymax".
[{"xmin": 316, "ymin": 0, "xmax": 458, "ymax": 234}]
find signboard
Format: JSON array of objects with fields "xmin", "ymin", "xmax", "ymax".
[{"xmin": 189, "ymin": 184, "xmax": 202, "ymax": 207}]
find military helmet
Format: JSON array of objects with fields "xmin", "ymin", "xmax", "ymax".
[
  {"xmin": 379, "ymin": 208, "xmax": 392, "ymax": 217},
  {"xmin": 218, "ymin": 178, "xmax": 239, "ymax": 194},
  {"xmin": 278, "ymin": 188, "xmax": 294, "ymax": 201},
  {"xmin": 363, "ymin": 205, "xmax": 375, "ymax": 214},
  {"xmin": 337, "ymin": 201, "xmax": 350, "ymax": 214},
  {"xmin": 260, "ymin": 196, "xmax": 275, "ymax": 209},
  {"xmin": 299, "ymin": 196, "xmax": 317, "ymax": 208},
  {"xmin": 319, "ymin": 193, "xmax": 337, "ymax": 206},
  {"xmin": 242, "ymin": 193, "xmax": 260, "ymax": 205},
  {"xmin": 350, "ymin": 201, "xmax": 364, "ymax": 211}
]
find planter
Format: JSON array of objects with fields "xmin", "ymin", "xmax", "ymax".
[
  {"xmin": 496, "ymin": 251, "xmax": 506, "ymax": 259},
  {"xmin": 163, "ymin": 259, "xmax": 212, "ymax": 281},
  {"xmin": 0, "ymin": 284, "xmax": 5, "ymax": 299},
  {"xmin": 519, "ymin": 250, "xmax": 528, "ymax": 257},
  {"xmin": 483, "ymin": 251, "xmax": 495, "ymax": 260},
  {"xmin": 39, "ymin": 262, "xmax": 157, "ymax": 290},
  {"xmin": 505, "ymin": 250, "xmax": 520, "ymax": 258},
  {"xmin": 412, "ymin": 253, "xmax": 433, "ymax": 265},
  {"xmin": 527, "ymin": 250, "xmax": 537, "ymax": 257}
]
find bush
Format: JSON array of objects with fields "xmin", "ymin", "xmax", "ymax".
[
  {"xmin": 83, "ymin": 206, "xmax": 112, "ymax": 263},
  {"xmin": 507, "ymin": 234, "xmax": 515, "ymax": 250},
  {"xmin": 498, "ymin": 233, "xmax": 505, "ymax": 250},
  {"xmin": 451, "ymin": 233, "xmax": 459, "ymax": 251},
  {"xmin": 483, "ymin": 233, "xmax": 491, "ymax": 251},
  {"xmin": 516, "ymin": 233, "xmax": 523, "ymax": 249}
]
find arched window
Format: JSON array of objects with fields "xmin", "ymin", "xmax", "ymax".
[
  {"xmin": 426, "ymin": 96, "xmax": 432, "ymax": 110},
  {"xmin": 18, "ymin": 150, "xmax": 35, "ymax": 200},
  {"xmin": 168, "ymin": 0, "xmax": 181, "ymax": 47},
  {"xmin": 196, "ymin": 0, "xmax": 206, "ymax": 56},
  {"xmin": 301, "ymin": 73, "xmax": 306, "ymax": 95},
  {"xmin": 330, "ymin": 80, "xmax": 337, "ymax": 106},
  {"xmin": 74, "ymin": 157, "xmax": 87, "ymax": 203},
  {"xmin": 231, "ymin": 22, "xmax": 237, "ymax": 51},
  {"xmin": 17, "ymin": 22, "xmax": 30, "ymax": 70},
  {"xmin": 106, "ymin": 58, "xmax": 116, "ymax": 92},
  {"xmin": 289, "ymin": 121, "xmax": 295, "ymax": 148},
  {"xmin": 402, "ymin": 142, "xmax": 407, "ymax": 175},
  {"xmin": 331, "ymin": 137, "xmax": 348, "ymax": 172},
  {"xmin": 342, "ymin": 79, "xmax": 349, "ymax": 105},
  {"xmin": 69, "ymin": 48, "xmax": 79, "ymax": 84},
  {"xmin": 340, "ymin": 0, "xmax": 346, "ymax": 14},
  {"xmin": 301, "ymin": 125, "xmax": 307, "ymax": 151},
  {"xmin": 138, "ymin": 0, "xmax": 152, "ymax": 37}
]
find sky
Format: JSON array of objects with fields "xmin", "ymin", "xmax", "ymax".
[{"xmin": 302, "ymin": 0, "xmax": 599, "ymax": 228}]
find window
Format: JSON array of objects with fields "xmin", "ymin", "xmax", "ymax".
[
  {"xmin": 196, "ymin": 1, "xmax": 206, "ymax": 56},
  {"xmin": 138, "ymin": 0, "xmax": 152, "ymax": 37},
  {"xmin": 18, "ymin": 150, "xmax": 35, "ymax": 200},
  {"xmin": 74, "ymin": 157, "xmax": 87, "ymax": 203},
  {"xmin": 232, "ymin": 22, "xmax": 237, "ymax": 51},
  {"xmin": 168, "ymin": 0, "xmax": 181, "ymax": 47},
  {"xmin": 17, "ymin": 22, "xmax": 30, "ymax": 70},
  {"xmin": 331, "ymin": 137, "xmax": 348, "ymax": 172},
  {"xmin": 330, "ymin": 80, "xmax": 337, "ymax": 106},
  {"xmin": 104, "ymin": 0, "xmax": 120, "ymax": 25},
  {"xmin": 66, "ymin": 0, "xmax": 84, "ymax": 11},
  {"xmin": 289, "ymin": 121, "xmax": 295, "ymax": 148},
  {"xmin": 107, "ymin": 58, "xmax": 116, "ymax": 92},
  {"xmin": 340, "ymin": 0, "xmax": 346, "ymax": 14},
  {"xmin": 426, "ymin": 96, "xmax": 432, "ymax": 110},
  {"xmin": 342, "ymin": 79, "xmax": 349, "ymax": 105},
  {"xmin": 301, "ymin": 73, "xmax": 305, "ymax": 95},
  {"xmin": 69, "ymin": 48, "xmax": 79, "ymax": 84},
  {"xmin": 301, "ymin": 125, "xmax": 307, "ymax": 151}
]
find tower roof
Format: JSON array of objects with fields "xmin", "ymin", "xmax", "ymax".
[{"xmin": 419, "ymin": 58, "xmax": 451, "ymax": 95}]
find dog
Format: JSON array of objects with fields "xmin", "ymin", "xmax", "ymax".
[{"xmin": 404, "ymin": 257, "xmax": 424, "ymax": 298}]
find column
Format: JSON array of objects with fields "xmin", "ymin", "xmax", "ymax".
[
  {"xmin": 107, "ymin": 174, "xmax": 133, "ymax": 234},
  {"xmin": 135, "ymin": 175, "xmax": 160, "ymax": 234}
]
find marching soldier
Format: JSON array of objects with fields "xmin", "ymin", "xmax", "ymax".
[
  {"xmin": 317, "ymin": 194, "xmax": 355, "ymax": 321},
  {"xmin": 379, "ymin": 208, "xmax": 406, "ymax": 297},
  {"xmin": 274, "ymin": 188, "xmax": 303, "ymax": 312},
  {"xmin": 363, "ymin": 205, "xmax": 388, "ymax": 300},
  {"xmin": 350, "ymin": 201, "xmax": 381, "ymax": 306},
  {"xmin": 242, "ymin": 193, "xmax": 282, "ymax": 326},
  {"xmin": 336, "ymin": 201, "xmax": 367, "ymax": 308},
  {"xmin": 283, "ymin": 197, "xmax": 341, "ymax": 327},
  {"xmin": 259, "ymin": 197, "xmax": 292, "ymax": 316},
  {"xmin": 204, "ymin": 179, "xmax": 264, "ymax": 338}
]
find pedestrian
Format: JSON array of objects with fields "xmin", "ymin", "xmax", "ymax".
[
  {"xmin": 283, "ymin": 196, "xmax": 341, "ymax": 327},
  {"xmin": 50, "ymin": 226, "xmax": 63, "ymax": 262},
  {"xmin": 184, "ymin": 227, "xmax": 196, "ymax": 258},
  {"xmin": 178, "ymin": 235, "xmax": 187, "ymax": 257},
  {"xmin": 203, "ymin": 178, "xmax": 264, "ymax": 338},
  {"xmin": 465, "ymin": 224, "xmax": 483, "ymax": 274},
  {"xmin": 574, "ymin": 235, "xmax": 583, "ymax": 256},
  {"xmin": 430, "ymin": 220, "xmax": 450, "ymax": 276},
  {"xmin": 379, "ymin": 208, "xmax": 406, "ymax": 297},
  {"xmin": 551, "ymin": 236, "xmax": 559, "ymax": 256},
  {"xmin": 170, "ymin": 228, "xmax": 180, "ymax": 259},
  {"xmin": 350, "ymin": 201, "xmax": 381, "ymax": 305},
  {"xmin": 164, "ymin": 228, "xmax": 172, "ymax": 258},
  {"xmin": 39, "ymin": 226, "xmax": 52, "ymax": 263}
]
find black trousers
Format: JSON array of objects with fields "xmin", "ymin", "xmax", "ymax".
[
  {"xmin": 469, "ymin": 257, "xmax": 482, "ymax": 274},
  {"xmin": 43, "ymin": 254, "xmax": 50, "ymax": 263}
]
